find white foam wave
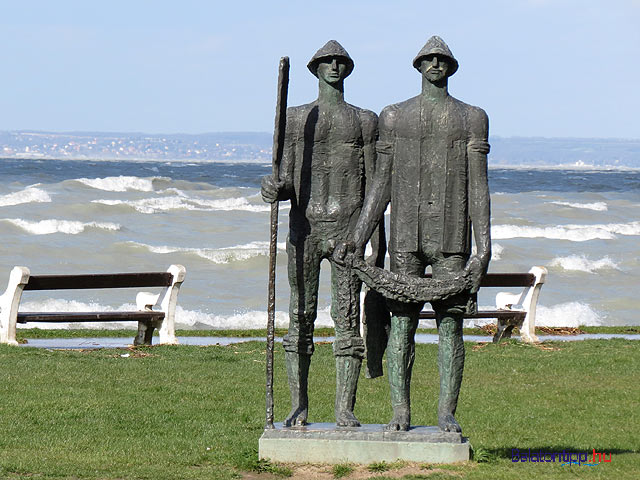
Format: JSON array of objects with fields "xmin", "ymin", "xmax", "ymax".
[
  {"xmin": 17, "ymin": 299, "xmax": 138, "ymax": 329},
  {"xmin": 158, "ymin": 188, "xmax": 187, "ymax": 196},
  {"xmin": 129, "ymin": 241, "xmax": 286, "ymax": 264},
  {"xmin": 549, "ymin": 255, "xmax": 620, "ymax": 273},
  {"xmin": 15, "ymin": 300, "xmax": 331, "ymax": 330},
  {"xmin": 492, "ymin": 221, "xmax": 640, "ymax": 242},
  {"xmin": 93, "ymin": 195, "xmax": 270, "ymax": 214},
  {"xmin": 75, "ymin": 175, "xmax": 162, "ymax": 192},
  {"xmin": 174, "ymin": 306, "xmax": 332, "ymax": 329},
  {"xmin": 550, "ymin": 201, "xmax": 608, "ymax": 211},
  {"xmin": 491, "ymin": 243, "xmax": 504, "ymax": 261},
  {"xmin": 535, "ymin": 302, "xmax": 603, "ymax": 327},
  {"xmin": 0, "ymin": 187, "xmax": 51, "ymax": 207},
  {"xmin": 16, "ymin": 299, "xmax": 602, "ymax": 331},
  {"xmin": 1, "ymin": 218, "xmax": 120, "ymax": 235},
  {"xmin": 418, "ymin": 301, "xmax": 603, "ymax": 329}
]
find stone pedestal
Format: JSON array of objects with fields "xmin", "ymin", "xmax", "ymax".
[{"xmin": 259, "ymin": 423, "xmax": 469, "ymax": 464}]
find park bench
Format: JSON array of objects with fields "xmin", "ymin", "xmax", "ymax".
[
  {"xmin": 0, "ymin": 264, "xmax": 186, "ymax": 346},
  {"xmin": 419, "ymin": 266, "xmax": 547, "ymax": 343}
]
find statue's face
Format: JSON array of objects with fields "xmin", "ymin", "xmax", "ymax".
[
  {"xmin": 420, "ymin": 54, "xmax": 450, "ymax": 83},
  {"xmin": 316, "ymin": 57, "xmax": 348, "ymax": 84}
]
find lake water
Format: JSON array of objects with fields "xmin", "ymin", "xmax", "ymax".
[{"xmin": 1, "ymin": 158, "xmax": 639, "ymax": 330}]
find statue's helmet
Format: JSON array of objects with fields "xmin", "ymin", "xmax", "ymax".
[
  {"xmin": 307, "ymin": 40, "xmax": 354, "ymax": 78},
  {"xmin": 412, "ymin": 36, "xmax": 458, "ymax": 76}
]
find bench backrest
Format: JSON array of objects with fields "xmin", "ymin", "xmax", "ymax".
[{"xmin": 24, "ymin": 272, "xmax": 173, "ymax": 291}]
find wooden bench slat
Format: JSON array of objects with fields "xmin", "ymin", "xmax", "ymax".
[
  {"xmin": 17, "ymin": 311, "xmax": 165, "ymax": 323},
  {"xmin": 479, "ymin": 273, "xmax": 536, "ymax": 288},
  {"xmin": 24, "ymin": 272, "xmax": 173, "ymax": 291},
  {"xmin": 422, "ymin": 273, "xmax": 535, "ymax": 287}
]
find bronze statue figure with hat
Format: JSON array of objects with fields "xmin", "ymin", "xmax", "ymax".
[
  {"xmin": 336, "ymin": 35, "xmax": 491, "ymax": 433},
  {"xmin": 262, "ymin": 40, "xmax": 385, "ymax": 428}
]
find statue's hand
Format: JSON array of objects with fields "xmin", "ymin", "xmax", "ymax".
[
  {"xmin": 463, "ymin": 255, "xmax": 485, "ymax": 294},
  {"xmin": 260, "ymin": 174, "xmax": 285, "ymax": 204},
  {"xmin": 333, "ymin": 241, "xmax": 355, "ymax": 266}
]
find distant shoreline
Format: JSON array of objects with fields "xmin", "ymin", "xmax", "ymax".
[
  {"xmin": 2, "ymin": 156, "xmax": 639, "ymax": 172},
  {"xmin": 2, "ymin": 132, "xmax": 639, "ymax": 167}
]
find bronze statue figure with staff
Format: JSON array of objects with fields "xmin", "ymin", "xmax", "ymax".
[{"xmin": 262, "ymin": 40, "xmax": 382, "ymax": 428}]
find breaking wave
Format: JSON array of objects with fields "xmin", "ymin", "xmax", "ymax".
[
  {"xmin": 174, "ymin": 305, "xmax": 332, "ymax": 329},
  {"xmin": 549, "ymin": 255, "xmax": 620, "ymax": 273},
  {"xmin": 128, "ymin": 241, "xmax": 286, "ymax": 264},
  {"xmin": 550, "ymin": 201, "xmax": 608, "ymax": 211},
  {"xmin": 491, "ymin": 243, "xmax": 504, "ymax": 261},
  {"xmin": 492, "ymin": 221, "xmax": 640, "ymax": 241},
  {"xmin": 1, "ymin": 218, "xmax": 120, "ymax": 235},
  {"xmin": 93, "ymin": 194, "xmax": 271, "ymax": 214},
  {"xmin": 18, "ymin": 299, "xmax": 602, "ymax": 331},
  {"xmin": 419, "ymin": 301, "xmax": 603, "ymax": 329},
  {"xmin": 535, "ymin": 302, "xmax": 603, "ymax": 327},
  {"xmin": 0, "ymin": 187, "xmax": 51, "ymax": 207},
  {"xmin": 75, "ymin": 175, "xmax": 166, "ymax": 192},
  {"xmin": 16, "ymin": 299, "xmax": 331, "ymax": 330}
]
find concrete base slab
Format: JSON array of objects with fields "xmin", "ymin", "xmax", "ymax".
[{"xmin": 259, "ymin": 423, "xmax": 469, "ymax": 464}]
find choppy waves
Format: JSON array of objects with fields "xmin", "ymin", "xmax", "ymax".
[
  {"xmin": 128, "ymin": 241, "xmax": 286, "ymax": 264},
  {"xmin": 93, "ymin": 194, "xmax": 270, "ymax": 214},
  {"xmin": 16, "ymin": 300, "xmax": 332, "ymax": 330},
  {"xmin": 535, "ymin": 302, "xmax": 603, "ymax": 327},
  {"xmin": 550, "ymin": 201, "xmax": 608, "ymax": 211},
  {"xmin": 1, "ymin": 218, "xmax": 120, "ymax": 235},
  {"xmin": 16, "ymin": 300, "xmax": 602, "ymax": 330},
  {"xmin": 75, "ymin": 175, "xmax": 167, "ymax": 192},
  {"xmin": 492, "ymin": 221, "xmax": 640, "ymax": 241},
  {"xmin": 419, "ymin": 301, "xmax": 603, "ymax": 329},
  {"xmin": 549, "ymin": 255, "xmax": 620, "ymax": 273},
  {"xmin": 0, "ymin": 187, "xmax": 51, "ymax": 206}
]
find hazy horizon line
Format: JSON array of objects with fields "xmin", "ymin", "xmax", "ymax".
[{"xmin": 3, "ymin": 129, "xmax": 640, "ymax": 143}]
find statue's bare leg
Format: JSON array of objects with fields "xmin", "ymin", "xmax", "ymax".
[
  {"xmin": 283, "ymin": 237, "xmax": 319, "ymax": 427},
  {"xmin": 385, "ymin": 313, "xmax": 418, "ymax": 431},
  {"xmin": 436, "ymin": 313, "xmax": 464, "ymax": 433},
  {"xmin": 284, "ymin": 351, "xmax": 310, "ymax": 426},
  {"xmin": 335, "ymin": 354, "xmax": 362, "ymax": 426},
  {"xmin": 331, "ymin": 258, "xmax": 365, "ymax": 427}
]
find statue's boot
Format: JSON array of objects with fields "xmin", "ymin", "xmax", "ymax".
[
  {"xmin": 437, "ymin": 315, "xmax": 465, "ymax": 433},
  {"xmin": 283, "ymin": 352, "xmax": 311, "ymax": 427},
  {"xmin": 385, "ymin": 314, "xmax": 416, "ymax": 431},
  {"xmin": 335, "ymin": 355, "xmax": 362, "ymax": 427}
]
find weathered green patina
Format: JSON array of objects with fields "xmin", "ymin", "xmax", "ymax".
[
  {"xmin": 338, "ymin": 36, "xmax": 492, "ymax": 433},
  {"xmin": 261, "ymin": 40, "xmax": 384, "ymax": 428}
]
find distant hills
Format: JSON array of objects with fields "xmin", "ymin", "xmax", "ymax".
[{"xmin": 1, "ymin": 130, "xmax": 639, "ymax": 168}]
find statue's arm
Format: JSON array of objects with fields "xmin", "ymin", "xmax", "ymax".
[
  {"xmin": 358, "ymin": 109, "xmax": 387, "ymax": 266},
  {"xmin": 353, "ymin": 106, "xmax": 394, "ymax": 251},
  {"xmin": 261, "ymin": 107, "xmax": 296, "ymax": 203},
  {"xmin": 466, "ymin": 106, "xmax": 491, "ymax": 281},
  {"xmin": 279, "ymin": 107, "xmax": 297, "ymax": 198},
  {"xmin": 359, "ymin": 109, "xmax": 378, "ymax": 194}
]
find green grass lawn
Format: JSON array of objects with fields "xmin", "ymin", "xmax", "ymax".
[{"xmin": 0, "ymin": 339, "xmax": 638, "ymax": 479}]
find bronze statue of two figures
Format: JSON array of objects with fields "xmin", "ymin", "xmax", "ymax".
[{"xmin": 262, "ymin": 36, "xmax": 491, "ymax": 434}]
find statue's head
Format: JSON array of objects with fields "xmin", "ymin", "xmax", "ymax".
[
  {"xmin": 307, "ymin": 40, "xmax": 354, "ymax": 84},
  {"xmin": 413, "ymin": 36, "xmax": 458, "ymax": 83}
]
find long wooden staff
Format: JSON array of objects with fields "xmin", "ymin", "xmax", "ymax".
[{"xmin": 266, "ymin": 56, "xmax": 289, "ymax": 429}]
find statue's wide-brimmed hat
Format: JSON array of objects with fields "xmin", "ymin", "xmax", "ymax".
[
  {"xmin": 413, "ymin": 36, "xmax": 458, "ymax": 76},
  {"xmin": 307, "ymin": 40, "xmax": 354, "ymax": 78}
]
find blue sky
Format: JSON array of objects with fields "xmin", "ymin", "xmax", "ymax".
[{"xmin": 1, "ymin": 1, "xmax": 638, "ymax": 138}]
